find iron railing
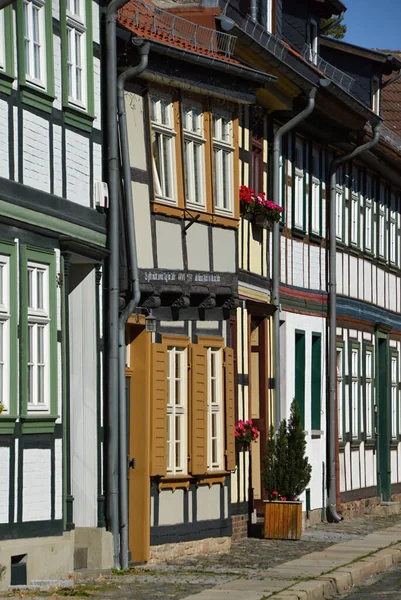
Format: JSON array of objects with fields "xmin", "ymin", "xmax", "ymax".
[
  {"xmin": 120, "ymin": 0, "xmax": 237, "ymax": 58},
  {"xmin": 302, "ymin": 44, "xmax": 355, "ymax": 94},
  {"xmin": 242, "ymin": 14, "xmax": 288, "ymax": 62}
]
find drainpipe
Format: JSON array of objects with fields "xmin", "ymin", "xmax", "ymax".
[
  {"xmin": 249, "ymin": 0, "xmax": 257, "ymax": 22},
  {"xmin": 117, "ymin": 40, "xmax": 151, "ymax": 570},
  {"xmin": 272, "ymin": 87, "xmax": 317, "ymax": 429},
  {"xmin": 106, "ymin": 0, "xmax": 130, "ymax": 570},
  {"xmin": 327, "ymin": 122, "xmax": 382, "ymax": 522}
]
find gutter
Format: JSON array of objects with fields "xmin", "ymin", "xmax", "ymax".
[
  {"xmin": 327, "ymin": 121, "xmax": 382, "ymax": 522},
  {"xmin": 117, "ymin": 39, "xmax": 151, "ymax": 570},
  {"xmin": 272, "ymin": 87, "xmax": 317, "ymax": 428},
  {"xmin": 106, "ymin": 0, "xmax": 130, "ymax": 570}
]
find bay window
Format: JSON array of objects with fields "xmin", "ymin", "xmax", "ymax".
[{"xmin": 213, "ymin": 112, "xmax": 234, "ymax": 215}]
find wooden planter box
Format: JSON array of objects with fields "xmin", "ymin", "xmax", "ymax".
[{"xmin": 264, "ymin": 501, "xmax": 302, "ymax": 540}]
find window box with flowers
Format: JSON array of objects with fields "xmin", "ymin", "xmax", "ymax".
[
  {"xmin": 234, "ymin": 418, "xmax": 259, "ymax": 452},
  {"xmin": 262, "ymin": 400, "xmax": 312, "ymax": 540},
  {"xmin": 239, "ymin": 186, "xmax": 283, "ymax": 229}
]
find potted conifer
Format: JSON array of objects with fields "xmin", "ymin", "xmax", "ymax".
[{"xmin": 262, "ymin": 399, "xmax": 312, "ymax": 540}]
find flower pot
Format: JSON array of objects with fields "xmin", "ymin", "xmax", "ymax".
[
  {"xmin": 264, "ymin": 500, "xmax": 302, "ymax": 540},
  {"xmin": 241, "ymin": 212, "xmax": 253, "ymax": 221},
  {"xmin": 235, "ymin": 441, "xmax": 250, "ymax": 452},
  {"xmin": 253, "ymin": 214, "xmax": 272, "ymax": 229}
]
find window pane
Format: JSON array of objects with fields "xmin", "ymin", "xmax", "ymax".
[
  {"xmin": 28, "ymin": 268, "xmax": 34, "ymax": 309},
  {"xmin": 162, "ymin": 136, "xmax": 171, "ymax": 198},
  {"xmin": 37, "ymin": 270, "xmax": 44, "ymax": 310}
]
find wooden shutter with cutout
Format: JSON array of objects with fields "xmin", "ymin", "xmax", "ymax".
[
  {"xmin": 190, "ymin": 344, "xmax": 208, "ymax": 475},
  {"xmin": 150, "ymin": 344, "xmax": 168, "ymax": 477},
  {"xmin": 224, "ymin": 347, "xmax": 236, "ymax": 471}
]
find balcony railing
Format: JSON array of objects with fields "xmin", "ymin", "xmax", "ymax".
[
  {"xmin": 302, "ymin": 44, "xmax": 355, "ymax": 94},
  {"xmin": 119, "ymin": 0, "xmax": 237, "ymax": 58}
]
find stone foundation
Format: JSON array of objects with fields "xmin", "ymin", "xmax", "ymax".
[
  {"xmin": 303, "ymin": 507, "xmax": 323, "ymax": 528},
  {"xmin": 231, "ymin": 514, "xmax": 248, "ymax": 540},
  {"xmin": 149, "ymin": 536, "xmax": 231, "ymax": 562},
  {"xmin": 339, "ymin": 495, "xmax": 401, "ymax": 520}
]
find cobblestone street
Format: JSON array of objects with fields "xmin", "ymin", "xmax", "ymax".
[{"xmin": 5, "ymin": 513, "xmax": 399, "ymax": 600}]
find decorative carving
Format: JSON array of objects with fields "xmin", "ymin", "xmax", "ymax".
[
  {"xmin": 62, "ymin": 252, "xmax": 72, "ymax": 278},
  {"xmin": 171, "ymin": 295, "xmax": 190, "ymax": 308},
  {"xmin": 199, "ymin": 294, "xmax": 216, "ymax": 309},
  {"xmin": 222, "ymin": 295, "xmax": 240, "ymax": 310},
  {"xmin": 142, "ymin": 293, "xmax": 161, "ymax": 309}
]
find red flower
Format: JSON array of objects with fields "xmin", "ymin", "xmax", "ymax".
[
  {"xmin": 281, "ymin": 497, "xmax": 287, "ymax": 501},
  {"xmin": 272, "ymin": 491, "xmax": 279, "ymax": 496}
]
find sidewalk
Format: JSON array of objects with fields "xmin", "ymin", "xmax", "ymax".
[{"xmin": 5, "ymin": 513, "xmax": 401, "ymax": 599}]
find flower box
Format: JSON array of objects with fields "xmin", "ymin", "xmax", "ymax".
[
  {"xmin": 239, "ymin": 185, "xmax": 282, "ymax": 225},
  {"xmin": 264, "ymin": 500, "xmax": 302, "ymax": 540},
  {"xmin": 253, "ymin": 214, "xmax": 272, "ymax": 229}
]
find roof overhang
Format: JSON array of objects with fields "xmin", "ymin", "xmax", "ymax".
[
  {"xmin": 312, "ymin": 0, "xmax": 346, "ymax": 17},
  {"xmin": 0, "ymin": 0, "xmax": 16, "ymax": 8},
  {"xmin": 321, "ymin": 36, "xmax": 401, "ymax": 73}
]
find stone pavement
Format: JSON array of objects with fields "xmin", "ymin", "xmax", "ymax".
[{"xmin": 4, "ymin": 513, "xmax": 401, "ymax": 599}]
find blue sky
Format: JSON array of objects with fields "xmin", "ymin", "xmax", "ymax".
[{"xmin": 343, "ymin": 0, "xmax": 401, "ymax": 51}]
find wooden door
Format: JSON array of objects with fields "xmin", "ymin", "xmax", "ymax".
[{"xmin": 126, "ymin": 320, "xmax": 151, "ymax": 562}]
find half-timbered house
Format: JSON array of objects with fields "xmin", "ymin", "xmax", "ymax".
[{"xmin": 0, "ymin": 0, "xmax": 109, "ymax": 587}]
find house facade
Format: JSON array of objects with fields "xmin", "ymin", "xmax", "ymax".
[{"xmin": 0, "ymin": 0, "xmax": 109, "ymax": 588}]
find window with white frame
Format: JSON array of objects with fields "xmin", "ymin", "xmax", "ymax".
[
  {"xmin": 336, "ymin": 166, "xmax": 344, "ymax": 241},
  {"xmin": 350, "ymin": 166, "xmax": 359, "ymax": 246},
  {"xmin": 23, "ymin": 0, "xmax": 46, "ymax": 87},
  {"xmin": 337, "ymin": 348, "xmax": 343, "ymax": 440},
  {"xmin": 378, "ymin": 184, "xmax": 386, "ymax": 259},
  {"xmin": 213, "ymin": 112, "xmax": 234, "ymax": 215},
  {"xmin": 365, "ymin": 174, "xmax": 373, "ymax": 252},
  {"xmin": 390, "ymin": 191, "xmax": 397, "ymax": 265},
  {"xmin": 372, "ymin": 76, "xmax": 380, "ymax": 115},
  {"xmin": 0, "ymin": 257, "xmax": 10, "ymax": 412},
  {"xmin": 166, "ymin": 346, "xmax": 188, "ymax": 474},
  {"xmin": 311, "ymin": 147, "xmax": 320, "ymax": 235},
  {"xmin": 66, "ymin": 0, "xmax": 86, "ymax": 107},
  {"xmin": 391, "ymin": 353, "xmax": 398, "ymax": 439},
  {"xmin": 207, "ymin": 348, "xmax": 224, "ymax": 471},
  {"xmin": 182, "ymin": 104, "xmax": 206, "ymax": 210},
  {"xmin": 27, "ymin": 261, "xmax": 50, "ymax": 411},
  {"xmin": 0, "ymin": 10, "xmax": 5, "ymax": 71},
  {"xmin": 294, "ymin": 139, "xmax": 304, "ymax": 230},
  {"xmin": 350, "ymin": 346, "xmax": 360, "ymax": 439},
  {"xmin": 264, "ymin": 0, "xmax": 273, "ymax": 33},
  {"xmin": 150, "ymin": 94, "xmax": 177, "ymax": 204},
  {"xmin": 364, "ymin": 347, "xmax": 373, "ymax": 439}
]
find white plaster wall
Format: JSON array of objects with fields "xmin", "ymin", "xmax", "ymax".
[
  {"xmin": 53, "ymin": 125, "xmax": 63, "ymax": 198},
  {"xmin": 69, "ymin": 265, "xmax": 98, "ymax": 527},
  {"xmin": 0, "ymin": 447, "xmax": 9, "ymax": 523},
  {"xmin": 0, "ymin": 99, "xmax": 9, "ymax": 178},
  {"xmin": 156, "ymin": 221, "xmax": 183, "ymax": 270},
  {"xmin": 365, "ymin": 449, "xmax": 376, "ymax": 488},
  {"xmin": 133, "ymin": 181, "xmax": 153, "ymax": 269},
  {"xmin": 22, "ymin": 112, "xmax": 50, "ymax": 192},
  {"xmin": 292, "ymin": 241, "xmax": 303, "ymax": 288},
  {"xmin": 213, "ymin": 229, "xmax": 235, "ymax": 273},
  {"xmin": 14, "ymin": 439, "xmax": 19, "ymax": 520},
  {"xmin": 13, "ymin": 106, "xmax": 18, "ymax": 178},
  {"xmin": 158, "ymin": 490, "xmax": 185, "ymax": 526},
  {"xmin": 280, "ymin": 237, "xmax": 286, "ymax": 283},
  {"xmin": 66, "ymin": 130, "xmax": 90, "ymax": 206},
  {"xmin": 309, "ymin": 246, "xmax": 319, "ymax": 290},
  {"xmin": 391, "ymin": 450, "xmax": 398, "ymax": 484},
  {"xmin": 22, "ymin": 448, "xmax": 51, "ymax": 521},
  {"xmin": 186, "ymin": 223, "xmax": 209, "ymax": 271},
  {"xmin": 197, "ymin": 484, "xmax": 221, "ymax": 521},
  {"xmin": 54, "ymin": 439, "xmax": 63, "ymax": 520}
]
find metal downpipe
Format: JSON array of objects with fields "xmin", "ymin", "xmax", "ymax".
[
  {"xmin": 272, "ymin": 87, "xmax": 317, "ymax": 429},
  {"xmin": 327, "ymin": 121, "xmax": 382, "ymax": 523},
  {"xmin": 106, "ymin": 0, "xmax": 130, "ymax": 570},
  {"xmin": 117, "ymin": 41, "xmax": 151, "ymax": 570}
]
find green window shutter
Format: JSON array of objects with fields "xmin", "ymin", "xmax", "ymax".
[
  {"xmin": 20, "ymin": 246, "xmax": 58, "ymax": 433},
  {"xmin": 311, "ymin": 333, "xmax": 321, "ymax": 430},
  {"xmin": 295, "ymin": 331, "xmax": 306, "ymax": 429}
]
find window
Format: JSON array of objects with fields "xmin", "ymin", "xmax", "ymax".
[
  {"xmin": 389, "ymin": 191, "xmax": 397, "ymax": 266},
  {"xmin": 350, "ymin": 166, "xmax": 360, "ymax": 247},
  {"xmin": 27, "ymin": 262, "xmax": 50, "ymax": 410},
  {"xmin": 364, "ymin": 174, "xmax": 373, "ymax": 253},
  {"xmin": 308, "ymin": 19, "xmax": 318, "ymax": 65},
  {"xmin": 337, "ymin": 347, "xmax": 344, "ymax": 440},
  {"xmin": 23, "ymin": 0, "xmax": 46, "ymax": 87},
  {"xmin": 0, "ymin": 257, "xmax": 10, "ymax": 412},
  {"xmin": 150, "ymin": 94, "xmax": 177, "ymax": 204},
  {"xmin": 378, "ymin": 184, "xmax": 387, "ymax": 260},
  {"xmin": 0, "ymin": 10, "xmax": 5, "ymax": 71},
  {"xmin": 166, "ymin": 346, "xmax": 188, "ymax": 475},
  {"xmin": 295, "ymin": 331, "xmax": 305, "ymax": 429},
  {"xmin": 213, "ymin": 112, "xmax": 234, "ymax": 215},
  {"xmin": 350, "ymin": 345, "xmax": 360, "ymax": 440},
  {"xmin": 207, "ymin": 348, "xmax": 224, "ymax": 471},
  {"xmin": 66, "ymin": 0, "xmax": 86, "ymax": 107},
  {"xmin": 391, "ymin": 353, "xmax": 399, "ymax": 440},
  {"xmin": 336, "ymin": 166, "xmax": 344, "ymax": 241},
  {"xmin": 293, "ymin": 139, "xmax": 305, "ymax": 231},
  {"xmin": 310, "ymin": 147, "xmax": 321, "ymax": 235},
  {"xmin": 182, "ymin": 104, "xmax": 206, "ymax": 210},
  {"xmin": 311, "ymin": 333, "xmax": 321, "ymax": 430},
  {"xmin": 363, "ymin": 346, "xmax": 374, "ymax": 439},
  {"xmin": 372, "ymin": 76, "xmax": 380, "ymax": 115}
]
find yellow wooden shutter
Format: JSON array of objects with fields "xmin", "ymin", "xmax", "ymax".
[
  {"xmin": 224, "ymin": 347, "xmax": 236, "ymax": 471},
  {"xmin": 190, "ymin": 344, "xmax": 208, "ymax": 475},
  {"xmin": 150, "ymin": 344, "xmax": 168, "ymax": 477}
]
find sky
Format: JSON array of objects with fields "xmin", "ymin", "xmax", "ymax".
[{"xmin": 343, "ymin": 0, "xmax": 401, "ymax": 51}]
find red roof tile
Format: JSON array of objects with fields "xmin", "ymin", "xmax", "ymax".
[{"xmin": 381, "ymin": 51, "xmax": 401, "ymax": 135}]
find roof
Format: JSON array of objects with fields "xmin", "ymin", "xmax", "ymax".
[
  {"xmin": 320, "ymin": 36, "xmax": 401, "ymax": 73},
  {"xmin": 312, "ymin": 0, "xmax": 346, "ymax": 16},
  {"xmin": 380, "ymin": 51, "xmax": 401, "ymax": 136}
]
